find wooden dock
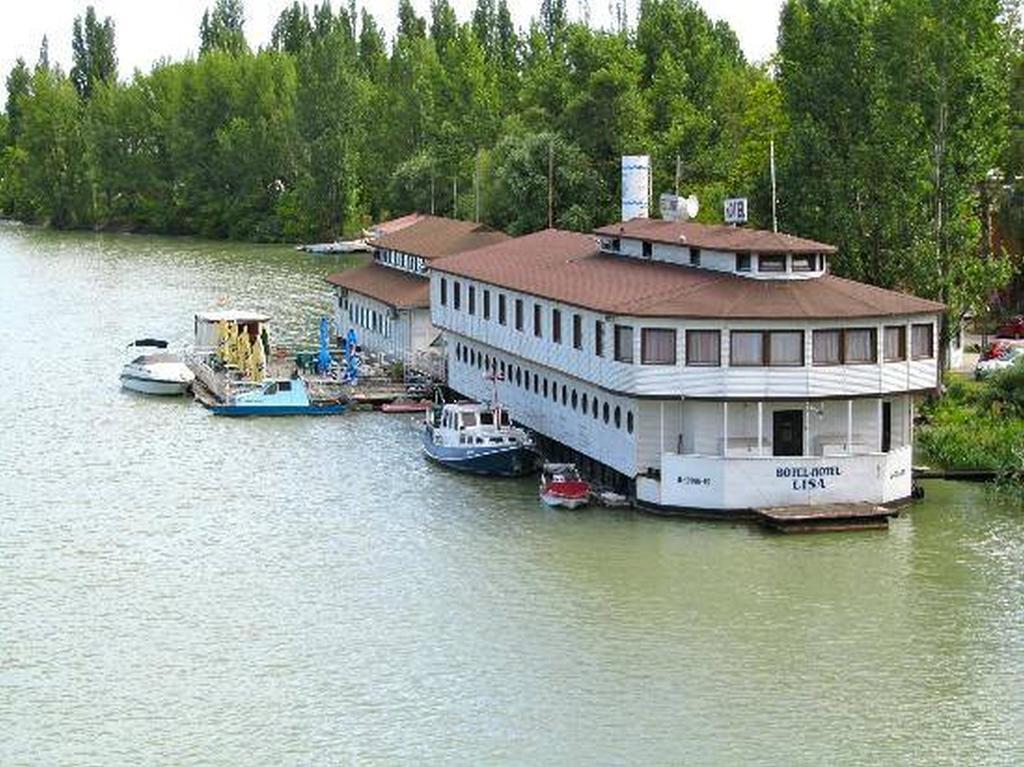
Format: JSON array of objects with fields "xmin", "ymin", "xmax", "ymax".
[{"xmin": 753, "ymin": 502, "xmax": 898, "ymax": 533}]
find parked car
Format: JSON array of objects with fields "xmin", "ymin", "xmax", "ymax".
[
  {"xmin": 994, "ymin": 315, "xmax": 1024, "ymax": 339},
  {"xmin": 975, "ymin": 342, "xmax": 1024, "ymax": 378}
]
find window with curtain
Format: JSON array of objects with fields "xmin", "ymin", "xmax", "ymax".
[
  {"xmin": 758, "ymin": 255, "xmax": 786, "ymax": 272},
  {"xmin": 641, "ymin": 328, "xmax": 677, "ymax": 365},
  {"xmin": 614, "ymin": 325, "xmax": 634, "ymax": 363},
  {"xmin": 884, "ymin": 326, "xmax": 906, "ymax": 361},
  {"xmin": 730, "ymin": 331, "xmax": 763, "ymax": 366},
  {"xmin": 770, "ymin": 331, "xmax": 804, "ymax": 366},
  {"xmin": 912, "ymin": 323, "xmax": 933, "ymax": 358},
  {"xmin": 845, "ymin": 328, "xmax": 876, "ymax": 363},
  {"xmin": 686, "ymin": 330, "xmax": 720, "ymax": 366},
  {"xmin": 812, "ymin": 329, "xmax": 841, "ymax": 365},
  {"xmin": 791, "ymin": 254, "xmax": 815, "ymax": 272}
]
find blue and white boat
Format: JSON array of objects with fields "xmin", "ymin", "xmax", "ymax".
[
  {"xmin": 212, "ymin": 377, "xmax": 346, "ymax": 417},
  {"xmin": 422, "ymin": 401, "xmax": 537, "ymax": 477}
]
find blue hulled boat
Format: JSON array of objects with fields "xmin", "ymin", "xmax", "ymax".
[
  {"xmin": 422, "ymin": 401, "xmax": 538, "ymax": 477},
  {"xmin": 212, "ymin": 377, "xmax": 346, "ymax": 417}
]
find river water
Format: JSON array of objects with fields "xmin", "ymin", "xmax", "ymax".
[{"xmin": 0, "ymin": 222, "xmax": 1021, "ymax": 765}]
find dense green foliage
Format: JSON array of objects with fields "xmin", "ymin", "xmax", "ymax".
[
  {"xmin": 919, "ymin": 370, "xmax": 1024, "ymax": 474},
  {"xmin": 0, "ymin": 0, "xmax": 778, "ymax": 241},
  {"xmin": 0, "ymin": 0, "xmax": 1019, "ymax": 332}
]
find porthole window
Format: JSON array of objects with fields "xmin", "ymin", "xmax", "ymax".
[
  {"xmin": 627, "ymin": 411, "xmax": 634, "ymax": 434},
  {"xmin": 561, "ymin": 385, "xmax": 567, "ymax": 406},
  {"xmin": 592, "ymin": 398, "xmax": 599, "ymax": 419},
  {"xmin": 603, "ymin": 403, "xmax": 610, "ymax": 423},
  {"xmin": 456, "ymin": 342, "xmax": 462, "ymax": 359},
  {"xmin": 533, "ymin": 375, "xmax": 539, "ymax": 394},
  {"xmin": 543, "ymin": 378, "xmax": 549, "ymax": 398},
  {"xmin": 552, "ymin": 382, "xmax": 558, "ymax": 403},
  {"xmin": 571, "ymin": 389, "xmax": 578, "ymax": 410},
  {"xmin": 515, "ymin": 367, "xmax": 522, "ymax": 386},
  {"xmin": 500, "ymin": 361, "xmax": 506, "ymax": 378},
  {"xmin": 524, "ymin": 370, "xmax": 530, "ymax": 389},
  {"xmin": 614, "ymin": 406, "xmax": 622, "ymax": 429},
  {"xmin": 582, "ymin": 393, "xmax": 588, "ymax": 412}
]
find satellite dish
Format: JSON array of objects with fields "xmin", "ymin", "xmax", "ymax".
[{"xmin": 684, "ymin": 195, "xmax": 700, "ymax": 220}]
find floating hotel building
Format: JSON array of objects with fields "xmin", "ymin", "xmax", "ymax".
[
  {"xmin": 430, "ymin": 221, "xmax": 943, "ymax": 512},
  {"xmin": 326, "ymin": 215, "xmax": 508, "ymax": 367}
]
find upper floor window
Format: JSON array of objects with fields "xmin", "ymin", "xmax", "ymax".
[
  {"xmin": 514, "ymin": 298, "xmax": 524, "ymax": 331},
  {"xmin": 911, "ymin": 323, "xmax": 934, "ymax": 359},
  {"xmin": 614, "ymin": 325, "xmax": 634, "ymax": 363},
  {"xmin": 440, "ymin": 277, "xmax": 447, "ymax": 306},
  {"xmin": 572, "ymin": 314, "xmax": 583, "ymax": 350},
  {"xmin": 534, "ymin": 303, "xmax": 542, "ymax": 337},
  {"xmin": 686, "ymin": 330, "xmax": 721, "ymax": 366},
  {"xmin": 610, "ymin": 238, "xmax": 620, "ymax": 252},
  {"xmin": 812, "ymin": 330, "xmax": 841, "ymax": 365},
  {"xmin": 736, "ymin": 253, "xmax": 751, "ymax": 272},
  {"xmin": 468, "ymin": 285, "xmax": 475, "ymax": 315},
  {"xmin": 552, "ymin": 309, "xmax": 562, "ymax": 344},
  {"xmin": 884, "ymin": 325, "xmax": 906, "ymax": 362},
  {"xmin": 595, "ymin": 320, "xmax": 604, "ymax": 357},
  {"xmin": 483, "ymin": 289, "xmax": 491, "ymax": 320},
  {"xmin": 690, "ymin": 248, "xmax": 701, "ymax": 267},
  {"xmin": 641, "ymin": 328, "xmax": 677, "ymax": 365},
  {"xmin": 844, "ymin": 328, "xmax": 877, "ymax": 364},
  {"xmin": 731, "ymin": 330, "xmax": 804, "ymax": 366},
  {"xmin": 453, "ymin": 281, "xmax": 461, "ymax": 310},
  {"xmin": 759, "ymin": 255, "xmax": 786, "ymax": 273},
  {"xmin": 642, "ymin": 241, "xmax": 653, "ymax": 258},
  {"xmin": 791, "ymin": 254, "xmax": 816, "ymax": 272},
  {"xmin": 498, "ymin": 294, "xmax": 507, "ymax": 325}
]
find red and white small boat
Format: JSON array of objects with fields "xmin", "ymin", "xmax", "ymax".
[{"xmin": 540, "ymin": 463, "xmax": 591, "ymax": 509}]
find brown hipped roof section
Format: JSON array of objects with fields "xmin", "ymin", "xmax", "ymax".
[
  {"xmin": 594, "ymin": 218, "xmax": 839, "ymax": 254},
  {"xmin": 370, "ymin": 214, "xmax": 510, "ymax": 260},
  {"xmin": 431, "ymin": 229, "xmax": 944, "ymax": 319},
  {"xmin": 325, "ymin": 263, "xmax": 429, "ymax": 309}
]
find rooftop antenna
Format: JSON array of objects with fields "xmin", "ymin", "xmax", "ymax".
[
  {"xmin": 770, "ymin": 139, "xmax": 778, "ymax": 233},
  {"xmin": 674, "ymin": 155, "xmax": 682, "ymax": 196},
  {"xmin": 548, "ymin": 140, "xmax": 554, "ymax": 229},
  {"xmin": 474, "ymin": 151, "xmax": 481, "ymax": 223},
  {"xmin": 430, "ymin": 174, "xmax": 435, "ymax": 215},
  {"xmin": 453, "ymin": 176, "xmax": 458, "ymax": 219}
]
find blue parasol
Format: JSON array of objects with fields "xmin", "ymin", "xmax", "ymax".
[{"xmin": 316, "ymin": 316, "xmax": 332, "ymax": 373}]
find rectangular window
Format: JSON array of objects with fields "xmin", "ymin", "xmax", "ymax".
[
  {"xmin": 573, "ymin": 314, "xmax": 583, "ymax": 349},
  {"xmin": 483, "ymin": 289, "xmax": 490, "ymax": 320},
  {"xmin": 730, "ymin": 331, "xmax": 764, "ymax": 366},
  {"xmin": 468, "ymin": 285, "xmax": 475, "ymax": 315},
  {"xmin": 791, "ymin": 254, "xmax": 815, "ymax": 272},
  {"xmin": 498, "ymin": 294, "xmax": 507, "ymax": 325},
  {"xmin": 552, "ymin": 309, "xmax": 562, "ymax": 344},
  {"xmin": 440, "ymin": 278, "xmax": 447, "ymax": 306},
  {"xmin": 686, "ymin": 330, "xmax": 721, "ymax": 366},
  {"xmin": 758, "ymin": 255, "xmax": 786, "ymax": 273},
  {"xmin": 595, "ymin": 320, "xmax": 604, "ymax": 357},
  {"xmin": 453, "ymin": 281, "xmax": 461, "ymax": 310},
  {"xmin": 611, "ymin": 238, "xmax": 620, "ymax": 252},
  {"xmin": 812, "ymin": 329, "xmax": 842, "ymax": 365},
  {"xmin": 642, "ymin": 241, "xmax": 653, "ymax": 259},
  {"xmin": 614, "ymin": 325, "xmax": 634, "ymax": 363},
  {"xmin": 514, "ymin": 298, "xmax": 524, "ymax": 331},
  {"xmin": 770, "ymin": 331, "xmax": 804, "ymax": 366},
  {"xmin": 844, "ymin": 328, "xmax": 877, "ymax": 364},
  {"xmin": 534, "ymin": 303, "xmax": 542, "ymax": 337},
  {"xmin": 690, "ymin": 248, "xmax": 701, "ymax": 267},
  {"xmin": 911, "ymin": 323, "xmax": 934, "ymax": 359},
  {"xmin": 641, "ymin": 328, "xmax": 677, "ymax": 365},
  {"xmin": 736, "ymin": 253, "xmax": 751, "ymax": 272},
  {"xmin": 884, "ymin": 325, "xmax": 906, "ymax": 362}
]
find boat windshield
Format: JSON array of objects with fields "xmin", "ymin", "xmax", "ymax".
[
  {"xmin": 461, "ymin": 412, "xmax": 478, "ymax": 428},
  {"xmin": 478, "ymin": 411, "xmax": 494, "ymax": 426},
  {"xmin": 500, "ymin": 411, "xmax": 511, "ymax": 426}
]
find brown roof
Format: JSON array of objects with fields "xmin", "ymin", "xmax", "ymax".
[
  {"xmin": 365, "ymin": 212, "xmax": 427, "ymax": 238},
  {"xmin": 594, "ymin": 219, "xmax": 838, "ymax": 255},
  {"xmin": 431, "ymin": 229, "xmax": 943, "ymax": 320},
  {"xmin": 325, "ymin": 263, "xmax": 429, "ymax": 309},
  {"xmin": 371, "ymin": 215, "xmax": 510, "ymax": 260}
]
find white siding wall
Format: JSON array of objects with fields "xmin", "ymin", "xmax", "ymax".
[{"xmin": 431, "ymin": 272, "xmax": 941, "ymax": 400}]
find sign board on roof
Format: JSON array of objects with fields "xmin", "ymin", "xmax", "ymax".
[{"xmin": 724, "ymin": 198, "xmax": 748, "ymax": 225}]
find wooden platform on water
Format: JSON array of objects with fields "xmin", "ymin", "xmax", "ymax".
[{"xmin": 753, "ymin": 502, "xmax": 898, "ymax": 533}]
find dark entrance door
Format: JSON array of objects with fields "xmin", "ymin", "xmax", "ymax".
[
  {"xmin": 881, "ymin": 401, "xmax": 892, "ymax": 453},
  {"xmin": 773, "ymin": 409, "xmax": 804, "ymax": 457}
]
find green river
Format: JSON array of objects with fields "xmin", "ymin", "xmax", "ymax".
[{"xmin": 0, "ymin": 222, "xmax": 1021, "ymax": 765}]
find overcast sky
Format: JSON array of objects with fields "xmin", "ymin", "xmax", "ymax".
[{"xmin": 1, "ymin": 1, "xmax": 783, "ymax": 101}]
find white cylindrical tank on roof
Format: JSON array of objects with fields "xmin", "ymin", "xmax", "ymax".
[{"xmin": 621, "ymin": 155, "xmax": 651, "ymax": 221}]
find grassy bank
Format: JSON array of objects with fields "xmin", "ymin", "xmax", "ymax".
[{"xmin": 917, "ymin": 369, "xmax": 1024, "ymax": 475}]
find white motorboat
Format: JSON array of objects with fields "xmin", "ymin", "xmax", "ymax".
[{"xmin": 120, "ymin": 339, "xmax": 195, "ymax": 395}]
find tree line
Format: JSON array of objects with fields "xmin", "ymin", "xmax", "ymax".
[{"xmin": 0, "ymin": 0, "xmax": 1021, "ymax": 326}]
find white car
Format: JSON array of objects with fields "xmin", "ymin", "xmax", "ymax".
[{"xmin": 975, "ymin": 345, "xmax": 1024, "ymax": 378}]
